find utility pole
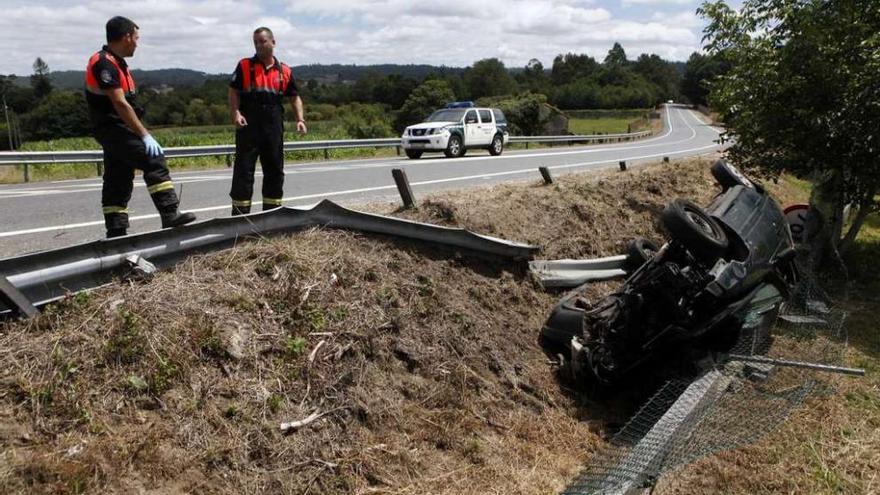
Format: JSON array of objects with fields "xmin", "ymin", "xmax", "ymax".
[{"xmin": 2, "ymin": 95, "xmax": 12, "ymax": 150}]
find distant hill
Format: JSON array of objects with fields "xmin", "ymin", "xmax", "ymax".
[{"xmin": 4, "ymin": 64, "xmax": 467, "ymax": 90}]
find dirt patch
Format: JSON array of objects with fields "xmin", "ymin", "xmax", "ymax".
[{"xmin": 5, "ymin": 155, "xmax": 864, "ymax": 494}]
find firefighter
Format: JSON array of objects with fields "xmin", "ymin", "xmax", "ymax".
[
  {"xmin": 228, "ymin": 26, "xmax": 307, "ymax": 215},
  {"xmin": 85, "ymin": 16, "xmax": 195, "ymax": 238}
]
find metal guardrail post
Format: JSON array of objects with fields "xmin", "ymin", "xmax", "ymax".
[
  {"xmin": 391, "ymin": 168, "xmax": 416, "ymax": 209},
  {"xmin": 396, "ymin": 146, "xmax": 400, "ymax": 156},
  {"xmin": 619, "ymin": 160, "xmax": 627, "ymax": 172},
  {"xmin": 226, "ymin": 153, "xmax": 233, "ymax": 168},
  {"xmin": 23, "ymin": 164, "xmax": 29, "ymax": 183},
  {"xmin": 324, "ymin": 149, "xmax": 329, "ymax": 160},
  {"xmin": 96, "ymin": 161, "xmax": 103, "ymax": 177},
  {"xmin": 539, "ymin": 167, "xmax": 554, "ymax": 185}
]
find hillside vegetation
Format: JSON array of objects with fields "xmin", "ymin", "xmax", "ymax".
[{"xmin": 1, "ymin": 157, "xmax": 877, "ymax": 494}]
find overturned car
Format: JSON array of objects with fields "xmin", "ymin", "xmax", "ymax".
[{"xmin": 540, "ymin": 160, "xmax": 798, "ymax": 388}]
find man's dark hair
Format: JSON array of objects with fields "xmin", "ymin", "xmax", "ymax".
[
  {"xmin": 106, "ymin": 16, "xmax": 139, "ymax": 43},
  {"xmin": 253, "ymin": 27, "xmax": 274, "ymax": 40}
]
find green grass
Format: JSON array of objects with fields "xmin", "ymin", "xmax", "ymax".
[{"xmin": 568, "ymin": 117, "xmax": 643, "ymax": 135}]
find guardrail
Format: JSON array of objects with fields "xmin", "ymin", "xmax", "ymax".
[{"xmin": 0, "ymin": 130, "xmax": 654, "ymax": 182}]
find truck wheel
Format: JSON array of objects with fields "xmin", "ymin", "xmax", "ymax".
[
  {"xmin": 662, "ymin": 199, "xmax": 728, "ymax": 263},
  {"xmin": 711, "ymin": 159, "xmax": 753, "ymax": 189},
  {"xmin": 488, "ymin": 134, "xmax": 504, "ymax": 156},
  {"xmin": 444, "ymin": 135, "xmax": 463, "ymax": 158},
  {"xmin": 405, "ymin": 150, "xmax": 423, "ymax": 159}
]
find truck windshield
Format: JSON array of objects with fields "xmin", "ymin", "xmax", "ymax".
[{"xmin": 426, "ymin": 109, "xmax": 466, "ymax": 122}]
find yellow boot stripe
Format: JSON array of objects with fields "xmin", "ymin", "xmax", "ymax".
[
  {"xmin": 102, "ymin": 206, "xmax": 129, "ymax": 214},
  {"xmin": 263, "ymin": 197, "xmax": 283, "ymax": 206},
  {"xmin": 232, "ymin": 199, "xmax": 252, "ymax": 207},
  {"xmin": 147, "ymin": 181, "xmax": 174, "ymax": 194}
]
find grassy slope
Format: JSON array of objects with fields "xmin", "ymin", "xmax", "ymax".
[{"xmin": 1, "ymin": 157, "xmax": 876, "ymax": 494}]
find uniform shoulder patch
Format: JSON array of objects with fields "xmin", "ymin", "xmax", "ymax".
[{"xmin": 100, "ymin": 69, "xmax": 113, "ymax": 84}]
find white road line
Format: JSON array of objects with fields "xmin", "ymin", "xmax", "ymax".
[
  {"xmin": 0, "ymin": 145, "xmax": 720, "ymax": 240},
  {"xmin": 0, "ymin": 108, "xmax": 682, "ymax": 196}
]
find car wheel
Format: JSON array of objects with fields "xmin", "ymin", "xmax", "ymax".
[
  {"xmin": 711, "ymin": 159, "xmax": 753, "ymax": 189},
  {"xmin": 662, "ymin": 199, "xmax": 729, "ymax": 263},
  {"xmin": 625, "ymin": 237, "xmax": 659, "ymax": 272},
  {"xmin": 488, "ymin": 134, "xmax": 503, "ymax": 156},
  {"xmin": 444, "ymin": 134, "xmax": 463, "ymax": 158},
  {"xmin": 405, "ymin": 149, "xmax": 423, "ymax": 159}
]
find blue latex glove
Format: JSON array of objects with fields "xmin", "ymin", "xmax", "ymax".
[{"xmin": 142, "ymin": 134, "xmax": 164, "ymax": 157}]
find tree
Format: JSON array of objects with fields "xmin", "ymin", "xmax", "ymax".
[
  {"xmin": 633, "ymin": 54, "xmax": 681, "ymax": 101},
  {"xmin": 31, "ymin": 57, "xmax": 53, "ymax": 99},
  {"xmin": 700, "ymin": 0, "xmax": 880, "ymax": 266},
  {"xmin": 462, "ymin": 58, "xmax": 516, "ymax": 99},
  {"xmin": 551, "ymin": 53, "xmax": 599, "ymax": 85},
  {"xmin": 395, "ymin": 79, "xmax": 455, "ymax": 132},
  {"xmin": 20, "ymin": 91, "xmax": 90, "ymax": 140},
  {"xmin": 517, "ymin": 58, "xmax": 550, "ymax": 94},
  {"xmin": 681, "ymin": 52, "xmax": 728, "ymax": 106},
  {"xmin": 604, "ymin": 42, "xmax": 628, "ymax": 67}
]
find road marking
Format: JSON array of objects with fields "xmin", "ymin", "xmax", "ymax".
[
  {"xmin": 0, "ymin": 145, "xmax": 721, "ymax": 240},
  {"xmin": 0, "ymin": 108, "xmax": 683, "ymax": 197}
]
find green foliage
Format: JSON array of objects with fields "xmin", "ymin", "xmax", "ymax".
[
  {"xmin": 31, "ymin": 57, "xmax": 52, "ymax": 100},
  {"xmin": 477, "ymin": 93, "xmax": 551, "ymax": 136},
  {"xmin": 699, "ymin": 0, "xmax": 880, "ymax": 247},
  {"xmin": 104, "ymin": 309, "xmax": 145, "ymax": 365},
  {"xmin": 20, "ymin": 91, "xmax": 90, "ymax": 140},
  {"xmin": 552, "ymin": 53, "xmax": 599, "ymax": 85},
  {"xmin": 284, "ymin": 336, "xmax": 307, "ymax": 358},
  {"xmin": 604, "ymin": 42, "xmax": 629, "ymax": 67},
  {"xmin": 395, "ymin": 79, "xmax": 455, "ymax": 132},
  {"xmin": 681, "ymin": 52, "xmax": 729, "ymax": 106},
  {"xmin": 339, "ymin": 103, "xmax": 395, "ymax": 139},
  {"xmin": 463, "ymin": 58, "xmax": 516, "ymax": 99}
]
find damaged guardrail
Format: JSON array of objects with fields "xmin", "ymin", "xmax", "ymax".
[{"xmin": 0, "ymin": 200, "xmax": 538, "ymax": 317}]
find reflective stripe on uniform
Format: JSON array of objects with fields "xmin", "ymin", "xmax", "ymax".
[
  {"xmin": 102, "ymin": 206, "xmax": 129, "ymax": 214},
  {"xmin": 147, "ymin": 181, "xmax": 174, "ymax": 194},
  {"xmin": 232, "ymin": 199, "xmax": 252, "ymax": 207},
  {"xmin": 263, "ymin": 197, "xmax": 283, "ymax": 206}
]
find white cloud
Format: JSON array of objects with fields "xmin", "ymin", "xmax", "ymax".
[
  {"xmin": 623, "ymin": 0, "xmax": 694, "ymax": 5},
  {"xmin": 0, "ymin": 0, "xmax": 705, "ymax": 75}
]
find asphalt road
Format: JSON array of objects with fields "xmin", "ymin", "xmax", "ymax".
[{"xmin": 0, "ymin": 105, "xmax": 722, "ymax": 258}]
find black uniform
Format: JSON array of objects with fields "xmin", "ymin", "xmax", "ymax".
[
  {"xmin": 229, "ymin": 56, "xmax": 298, "ymax": 214},
  {"xmin": 85, "ymin": 46, "xmax": 182, "ymax": 235}
]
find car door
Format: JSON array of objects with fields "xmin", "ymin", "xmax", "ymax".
[
  {"xmin": 478, "ymin": 109, "xmax": 494, "ymax": 145},
  {"xmin": 464, "ymin": 110, "xmax": 481, "ymax": 147}
]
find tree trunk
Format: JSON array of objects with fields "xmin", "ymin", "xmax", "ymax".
[
  {"xmin": 839, "ymin": 187, "xmax": 878, "ymax": 256},
  {"xmin": 804, "ymin": 170, "xmax": 847, "ymax": 278}
]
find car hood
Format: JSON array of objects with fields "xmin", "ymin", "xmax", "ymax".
[{"xmin": 408, "ymin": 121, "xmax": 458, "ymax": 130}]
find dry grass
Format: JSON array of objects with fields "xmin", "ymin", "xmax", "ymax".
[{"xmin": 1, "ymin": 155, "xmax": 877, "ymax": 494}]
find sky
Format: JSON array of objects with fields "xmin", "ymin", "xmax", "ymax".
[{"xmin": 0, "ymin": 0, "xmax": 743, "ymax": 76}]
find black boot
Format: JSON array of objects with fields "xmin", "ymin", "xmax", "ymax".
[
  {"xmin": 161, "ymin": 211, "xmax": 196, "ymax": 228},
  {"xmin": 106, "ymin": 228, "xmax": 127, "ymax": 238},
  {"xmin": 232, "ymin": 205, "xmax": 251, "ymax": 216}
]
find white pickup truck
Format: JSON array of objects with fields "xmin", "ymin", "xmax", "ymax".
[{"xmin": 401, "ymin": 103, "xmax": 510, "ymax": 159}]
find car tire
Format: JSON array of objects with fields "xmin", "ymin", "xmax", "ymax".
[
  {"xmin": 625, "ymin": 237, "xmax": 659, "ymax": 272},
  {"xmin": 488, "ymin": 134, "xmax": 504, "ymax": 156},
  {"xmin": 444, "ymin": 134, "xmax": 463, "ymax": 158},
  {"xmin": 405, "ymin": 150, "xmax": 423, "ymax": 159},
  {"xmin": 662, "ymin": 199, "xmax": 729, "ymax": 263},
  {"xmin": 711, "ymin": 159, "xmax": 753, "ymax": 189}
]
